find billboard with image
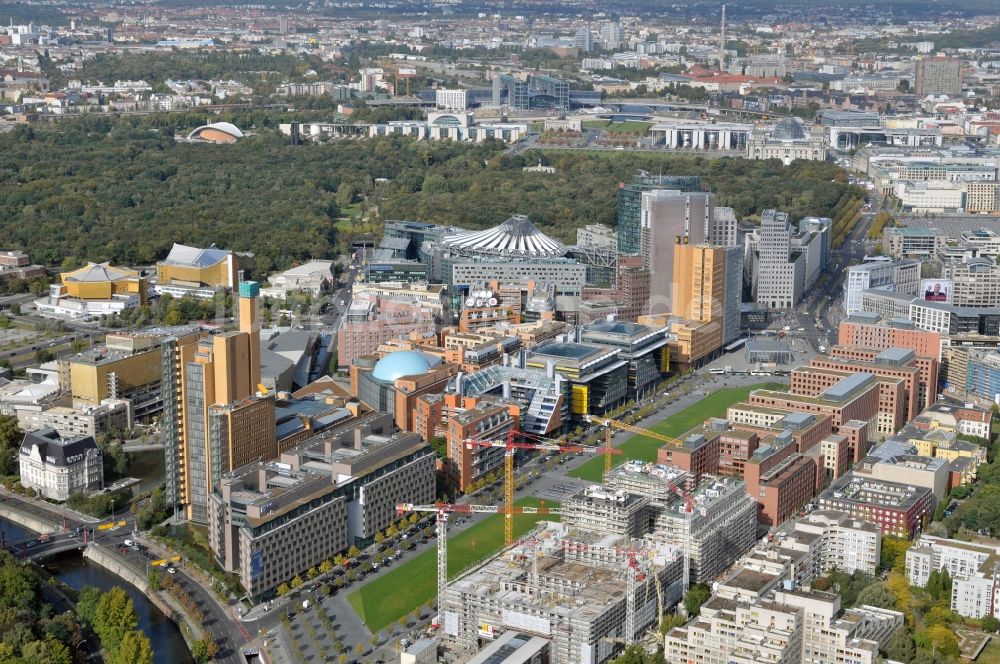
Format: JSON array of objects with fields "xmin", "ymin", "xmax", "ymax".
[{"xmin": 920, "ymin": 279, "xmax": 952, "ymax": 304}]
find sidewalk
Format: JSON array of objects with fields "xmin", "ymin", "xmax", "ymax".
[{"xmin": 0, "ymin": 486, "xmax": 101, "ymax": 525}]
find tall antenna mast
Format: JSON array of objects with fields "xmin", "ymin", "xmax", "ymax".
[{"xmin": 720, "ymin": 4, "xmax": 726, "ymax": 70}]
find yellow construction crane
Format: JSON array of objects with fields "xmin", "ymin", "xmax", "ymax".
[
  {"xmin": 465, "ymin": 430, "xmax": 622, "ymax": 545},
  {"xmin": 586, "ymin": 415, "xmax": 687, "ymax": 471}
]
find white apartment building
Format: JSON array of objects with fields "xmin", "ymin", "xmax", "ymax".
[
  {"xmin": 665, "ymin": 577, "xmax": 902, "ymax": 664},
  {"xmin": 18, "ymin": 428, "xmax": 103, "ymax": 501},
  {"xmin": 794, "ymin": 510, "xmax": 881, "ymax": 577},
  {"xmin": 435, "ymin": 89, "xmax": 468, "ymax": 110},
  {"xmin": 843, "ymin": 258, "xmax": 921, "ymax": 315},
  {"xmin": 906, "ymin": 535, "xmax": 1000, "ymax": 618}
]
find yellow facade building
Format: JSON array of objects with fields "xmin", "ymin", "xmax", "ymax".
[
  {"xmin": 656, "ymin": 244, "xmax": 728, "ymax": 371},
  {"xmin": 156, "ymin": 243, "xmax": 239, "ymax": 299},
  {"xmin": 61, "ymin": 263, "xmax": 147, "ymax": 303}
]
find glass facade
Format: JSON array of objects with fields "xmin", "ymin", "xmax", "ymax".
[{"xmin": 617, "ymin": 175, "xmax": 703, "ymax": 255}]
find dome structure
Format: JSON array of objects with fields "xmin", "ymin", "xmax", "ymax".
[
  {"xmin": 186, "ymin": 122, "xmax": 244, "ymax": 144},
  {"xmin": 771, "ymin": 118, "xmax": 807, "ymax": 141},
  {"xmin": 441, "ymin": 215, "xmax": 566, "ymax": 259},
  {"xmin": 371, "ymin": 351, "xmax": 441, "ymax": 383}
]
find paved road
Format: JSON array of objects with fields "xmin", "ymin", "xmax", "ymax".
[{"xmin": 0, "ymin": 491, "xmax": 250, "ymax": 664}]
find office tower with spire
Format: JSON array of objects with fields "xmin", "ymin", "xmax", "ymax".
[{"xmin": 166, "ymin": 281, "xmax": 277, "ymax": 523}]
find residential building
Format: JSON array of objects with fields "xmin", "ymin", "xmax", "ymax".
[
  {"xmin": 15, "ymin": 399, "xmax": 131, "ymax": 439},
  {"xmin": 743, "ymin": 435, "xmax": 821, "ymax": 526},
  {"xmin": 907, "ymin": 535, "xmax": 1000, "ymax": 618},
  {"xmin": 944, "ymin": 258, "xmax": 1000, "ymax": 308},
  {"xmin": 665, "ymin": 578, "xmax": 901, "ymax": 664},
  {"xmin": 818, "ymin": 473, "xmax": 933, "ymax": 538},
  {"xmin": 842, "ymin": 259, "xmax": 920, "ymax": 315},
  {"xmin": 807, "ymin": 347, "xmax": 924, "ymax": 423},
  {"xmin": 794, "ymin": 510, "xmax": 882, "ymax": 577},
  {"xmin": 441, "ymin": 521, "xmax": 682, "ymax": 663},
  {"xmin": 854, "ymin": 451, "xmax": 950, "ymax": 501},
  {"xmin": 915, "ymin": 56, "xmax": 963, "ymax": 97},
  {"xmin": 575, "ymin": 224, "xmax": 616, "ymax": 251},
  {"xmin": 562, "ymin": 485, "xmax": 650, "ymax": 538},
  {"xmin": 18, "ymin": 428, "xmax": 103, "ymax": 501}
]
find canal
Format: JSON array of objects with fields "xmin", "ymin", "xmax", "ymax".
[{"xmin": 1, "ymin": 518, "xmax": 194, "ymax": 664}]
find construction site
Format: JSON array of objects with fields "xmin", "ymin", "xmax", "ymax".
[{"xmin": 439, "ymin": 521, "xmax": 683, "ymax": 664}]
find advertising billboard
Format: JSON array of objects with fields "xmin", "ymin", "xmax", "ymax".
[{"xmin": 920, "ymin": 279, "xmax": 952, "ymax": 303}]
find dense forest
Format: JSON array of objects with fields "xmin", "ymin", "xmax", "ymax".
[{"xmin": 0, "ymin": 114, "xmax": 857, "ymax": 274}]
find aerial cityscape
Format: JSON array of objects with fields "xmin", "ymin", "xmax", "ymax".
[{"xmin": 0, "ymin": 0, "xmax": 999, "ymax": 663}]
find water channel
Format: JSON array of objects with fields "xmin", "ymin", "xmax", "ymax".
[{"xmin": 0, "ymin": 517, "xmax": 194, "ymax": 664}]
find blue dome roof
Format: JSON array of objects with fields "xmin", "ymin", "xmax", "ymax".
[{"xmin": 371, "ymin": 351, "xmax": 440, "ymax": 383}]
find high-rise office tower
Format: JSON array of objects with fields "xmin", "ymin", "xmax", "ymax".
[
  {"xmin": 754, "ymin": 210, "xmax": 803, "ymax": 310},
  {"xmin": 641, "ymin": 189, "xmax": 715, "ymax": 315},
  {"xmin": 914, "ymin": 56, "xmax": 962, "ymax": 97},
  {"xmin": 617, "ymin": 174, "xmax": 703, "ymax": 255},
  {"xmin": 721, "ymin": 246, "xmax": 743, "ymax": 345},
  {"xmin": 600, "ymin": 23, "xmax": 624, "ymax": 50},
  {"xmin": 167, "ymin": 281, "xmax": 275, "ymax": 523},
  {"xmin": 575, "ymin": 27, "xmax": 593, "ymax": 52},
  {"xmin": 672, "ymin": 244, "xmax": 726, "ymax": 324}
]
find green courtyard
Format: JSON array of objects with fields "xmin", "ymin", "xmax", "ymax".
[
  {"xmin": 347, "ymin": 497, "xmax": 560, "ymax": 633},
  {"xmin": 568, "ymin": 382, "xmax": 786, "ymax": 482}
]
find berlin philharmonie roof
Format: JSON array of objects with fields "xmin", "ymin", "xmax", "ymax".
[
  {"xmin": 161, "ymin": 243, "xmax": 231, "ymax": 268},
  {"xmin": 440, "ymin": 214, "xmax": 567, "ymax": 259}
]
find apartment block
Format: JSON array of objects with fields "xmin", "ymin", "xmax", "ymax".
[
  {"xmin": 441, "ymin": 521, "xmax": 682, "ymax": 663},
  {"xmin": 666, "ymin": 579, "xmax": 901, "ymax": 664},
  {"xmin": 744, "ymin": 435, "xmax": 821, "ymax": 526},
  {"xmin": 818, "ymin": 473, "xmax": 933, "ymax": 538},
  {"xmin": 907, "ymin": 535, "xmax": 1000, "ymax": 618},
  {"xmin": 562, "ymin": 485, "xmax": 650, "ymax": 538},
  {"xmin": 808, "ymin": 348, "xmax": 923, "ymax": 423},
  {"xmin": 831, "ymin": 342, "xmax": 939, "ymax": 411}
]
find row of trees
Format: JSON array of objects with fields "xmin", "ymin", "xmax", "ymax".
[{"xmin": 0, "ymin": 549, "xmax": 82, "ymax": 664}]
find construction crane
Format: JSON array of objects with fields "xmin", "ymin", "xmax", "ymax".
[
  {"xmin": 618, "ymin": 547, "xmax": 647, "ymax": 645},
  {"xmin": 585, "ymin": 416, "xmax": 698, "ymax": 592},
  {"xmin": 465, "ymin": 430, "xmax": 621, "ymax": 545},
  {"xmin": 396, "ymin": 501, "xmax": 564, "ymax": 623}
]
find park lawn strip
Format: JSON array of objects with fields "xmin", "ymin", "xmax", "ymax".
[
  {"xmin": 346, "ymin": 497, "xmax": 561, "ymax": 633},
  {"xmin": 569, "ymin": 382, "xmax": 786, "ymax": 482}
]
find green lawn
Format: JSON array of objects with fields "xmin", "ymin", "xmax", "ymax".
[
  {"xmin": 581, "ymin": 119, "xmax": 652, "ymax": 134},
  {"xmin": 569, "ymin": 382, "xmax": 786, "ymax": 482},
  {"xmin": 347, "ymin": 497, "xmax": 560, "ymax": 633}
]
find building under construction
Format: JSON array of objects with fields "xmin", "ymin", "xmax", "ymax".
[
  {"xmin": 605, "ymin": 462, "xmax": 758, "ymax": 584},
  {"xmin": 440, "ymin": 521, "xmax": 683, "ymax": 664}
]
